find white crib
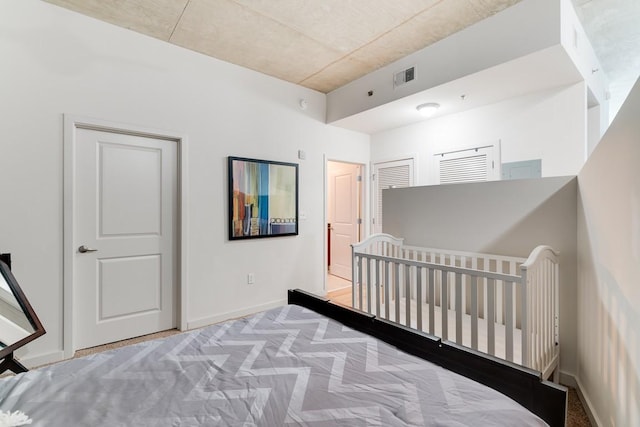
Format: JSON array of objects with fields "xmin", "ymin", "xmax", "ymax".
[{"xmin": 351, "ymin": 233, "xmax": 560, "ymax": 381}]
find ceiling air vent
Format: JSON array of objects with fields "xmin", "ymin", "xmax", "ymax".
[{"xmin": 394, "ymin": 66, "xmax": 415, "ymax": 88}]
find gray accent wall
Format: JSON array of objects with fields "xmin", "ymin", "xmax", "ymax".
[{"xmin": 382, "ymin": 176, "xmax": 578, "ymax": 375}]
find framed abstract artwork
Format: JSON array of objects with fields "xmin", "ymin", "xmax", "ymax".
[{"xmin": 228, "ymin": 156, "xmax": 298, "ymax": 240}]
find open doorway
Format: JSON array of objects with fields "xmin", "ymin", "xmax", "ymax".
[{"xmin": 326, "ymin": 160, "xmax": 363, "ymax": 292}]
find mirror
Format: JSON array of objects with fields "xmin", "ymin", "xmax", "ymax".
[{"xmin": 0, "ymin": 258, "xmax": 45, "ymax": 374}]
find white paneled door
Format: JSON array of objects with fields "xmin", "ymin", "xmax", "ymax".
[
  {"xmin": 74, "ymin": 128, "xmax": 177, "ymax": 349},
  {"xmin": 328, "ymin": 162, "xmax": 361, "ymax": 280}
]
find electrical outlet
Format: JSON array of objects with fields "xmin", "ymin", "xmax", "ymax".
[{"xmin": 247, "ymin": 273, "xmax": 255, "ymax": 284}]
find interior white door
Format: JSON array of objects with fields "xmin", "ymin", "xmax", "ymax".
[
  {"xmin": 75, "ymin": 128, "xmax": 177, "ymax": 349},
  {"xmin": 328, "ymin": 162, "xmax": 361, "ymax": 280}
]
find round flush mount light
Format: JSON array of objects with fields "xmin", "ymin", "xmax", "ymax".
[{"xmin": 416, "ymin": 102, "xmax": 440, "ymax": 117}]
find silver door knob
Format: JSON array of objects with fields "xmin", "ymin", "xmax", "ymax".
[{"xmin": 78, "ymin": 245, "xmax": 98, "ymax": 253}]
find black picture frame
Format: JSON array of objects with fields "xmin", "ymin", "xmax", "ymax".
[{"xmin": 228, "ymin": 156, "xmax": 299, "ymax": 240}]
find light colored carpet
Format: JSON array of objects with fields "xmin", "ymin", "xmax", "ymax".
[{"xmin": 73, "ymin": 329, "xmax": 181, "ymax": 358}]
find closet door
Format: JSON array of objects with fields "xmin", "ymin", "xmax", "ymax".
[{"xmin": 372, "ymin": 159, "xmax": 414, "ymax": 234}]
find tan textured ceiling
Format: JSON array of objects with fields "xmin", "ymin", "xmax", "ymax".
[{"xmin": 43, "ymin": 0, "xmax": 522, "ymax": 93}]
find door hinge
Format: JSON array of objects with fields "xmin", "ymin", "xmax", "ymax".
[
  {"xmin": 371, "ymin": 173, "xmax": 376, "ymax": 181},
  {"xmin": 356, "ymin": 175, "xmax": 362, "ymax": 182},
  {"xmin": 357, "ymin": 218, "xmax": 362, "ymax": 225},
  {"xmin": 372, "ymin": 218, "xmax": 376, "ymax": 224}
]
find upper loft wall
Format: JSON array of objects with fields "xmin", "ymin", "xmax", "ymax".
[
  {"xmin": 327, "ymin": 0, "xmax": 560, "ymax": 123},
  {"xmin": 327, "ymin": 0, "xmax": 607, "ymax": 135}
]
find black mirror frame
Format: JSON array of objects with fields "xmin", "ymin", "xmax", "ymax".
[{"xmin": 0, "ymin": 259, "xmax": 46, "ymax": 374}]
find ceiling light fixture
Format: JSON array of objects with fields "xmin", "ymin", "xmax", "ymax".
[{"xmin": 416, "ymin": 102, "xmax": 440, "ymax": 117}]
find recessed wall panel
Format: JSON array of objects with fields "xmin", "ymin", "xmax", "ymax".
[
  {"xmin": 99, "ymin": 143, "xmax": 161, "ymax": 236},
  {"xmin": 98, "ymin": 255, "xmax": 161, "ymax": 320}
]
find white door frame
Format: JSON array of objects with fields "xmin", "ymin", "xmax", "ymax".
[
  {"xmin": 63, "ymin": 115, "xmax": 188, "ymax": 358},
  {"xmin": 323, "ymin": 155, "xmax": 366, "ymax": 292}
]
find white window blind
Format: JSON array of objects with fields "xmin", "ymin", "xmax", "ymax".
[
  {"xmin": 373, "ymin": 159, "xmax": 414, "ymax": 233},
  {"xmin": 440, "ymin": 154, "xmax": 488, "ymax": 184},
  {"xmin": 435, "ymin": 143, "xmax": 500, "ymax": 185}
]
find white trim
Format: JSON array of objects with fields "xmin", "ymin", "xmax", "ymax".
[
  {"xmin": 21, "ymin": 350, "xmax": 66, "ymax": 369},
  {"xmin": 186, "ymin": 298, "xmax": 286, "ymax": 330},
  {"xmin": 558, "ymin": 371, "xmax": 577, "ymax": 389},
  {"xmin": 323, "ymin": 154, "xmax": 328, "ymax": 294},
  {"xmin": 574, "ymin": 375, "xmax": 603, "ymax": 427},
  {"xmin": 63, "ymin": 115, "xmax": 188, "ymax": 358},
  {"xmin": 560, "ymin": 372, "xmax": 603, "ymax": 427}
]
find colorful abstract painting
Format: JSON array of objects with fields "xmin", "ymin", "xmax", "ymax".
[{"xmin": 228, "ymin": 157, "xmax": 298, "ymax": 240}]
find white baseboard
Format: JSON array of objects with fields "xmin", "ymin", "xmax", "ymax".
[
  {"xmin": 560, "ymin": 371, "xmax": 602, "ymax": 427},
  {"xmin": 186, "ymin": 298, "xmax": 287, "ymax": 330},
  {"xmin": 21, "ymin": 350, "xmax": 66, "ymax": 369},
  {"xmin": 574, "ymin": 376, "xmax": 603, "ymax": 427},
  {"xmin": 559, "ymin": 371, "xmax": 577, "ymax": 388}
]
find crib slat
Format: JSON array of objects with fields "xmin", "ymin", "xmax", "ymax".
[
  {"xmin": 505, "ymin": 280, "xmax": 514, "ymax": 362},
  {"xmin": 416, "ymin": 267, "xmax": 423, "ymax": 331},
  {"xmin": 374, "ymin": 260, "xmax": 380, "ymax": 316},
  {"xmin": 428, "ymin": 268, "xmax": 435, "ymax": 335},
  {"xmin": 366, "ymin": 259, "xmax": 372, "ymax": 314},
  {"xmin": 384, "ymin": 261, "xmax": 390, "ymax": 320},
  {"xmin": 455, "ymin": 273, "xmax": 463, "ymax": 344},
  {"xmin": 461, "ymin": 256, "xmax": 467, "ymax": 315},
  {"xmin": 471, "ymin": 276, "xmax": 478, "ymax": 350},
  {"xmin": 542, "ymin": 260, "xmax": 547, "ymax": 368},
  {"xmin": 405, "ymin": 264, "xmax": 411, "ymax": 327},
  {"xmin": 532, "ymin": 265, "xmax": 539, "ymax": 370},
  {"xmin": 352, "ymin": 255, "xmax": 357, "ymax": 308},
  {"xmin": 395, "ymin": 262, "xmax": 400, "ymax": 324},
  {"xmin": 441, "ymin": 270, "xmax": 448, "ymax": 340},
  {"xmin": 535, "ymin": 266, "xmax": 542, "ymax": 370},
  {"xmin": 521, "ymin": 273, "xmax": 529, "ymax": 368},
  {"xmin": 487, "ymin": 278, "xmax": 495, "ymax": 356},
  {"xmin": 483, "ymin": 257, "xmax": 489, "ymax": 320},
  {"xmin": 358, "ymin": 256, "xmax": 363, "ymax": 310}
]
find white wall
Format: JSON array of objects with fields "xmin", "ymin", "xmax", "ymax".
[
  {"xmin": 587, "ymin": 104, "xmax": 602, "ymax": 157},
  {"xmin": 371, "ymin": 83, "xmax": 587, "ymax": 184},
  {"xmin": 382, "ymin": 176, "xmax": 578, "ymax": 375},
  {"xmin": 0, "ymin": 0, "xmax": 370, "ymax": 364},
  {"xmin": 577, "ymin": 78, "xmax": 640, "ymax": 426}
]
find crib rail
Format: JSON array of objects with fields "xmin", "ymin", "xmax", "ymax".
[
  {"xmin": 351, "ymin": 234, "xmax": 560, "ymax": 379},
  {"xmin": 352, "ymin": 252, "xmax": 523, "ymax": 363}
]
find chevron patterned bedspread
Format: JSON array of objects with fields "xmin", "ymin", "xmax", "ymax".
[{"xmin": 0, "ymin": 304, "xmax": 547, "ymax": 426}]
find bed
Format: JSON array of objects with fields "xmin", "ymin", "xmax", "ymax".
[
  {"xmin": 351, "ymin": 233, "xmax": 560, "ymax": 381},
  {"xmin": 0, "ymin": 289, "xmax": 566, "ymax": 426}
]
